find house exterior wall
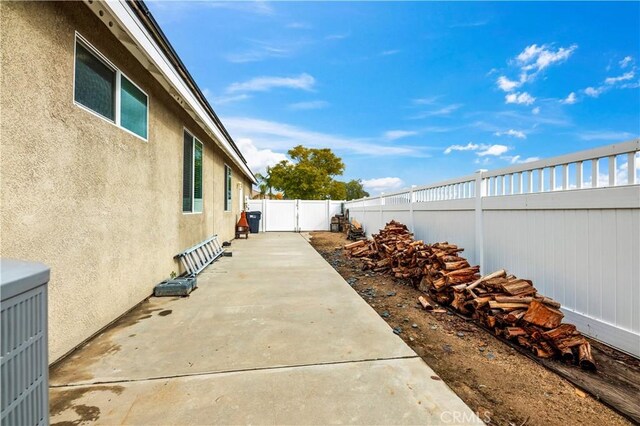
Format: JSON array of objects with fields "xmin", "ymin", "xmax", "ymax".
[{"xmin": 0, "ymin": 1, "xmax": 252, "ymax": 362}]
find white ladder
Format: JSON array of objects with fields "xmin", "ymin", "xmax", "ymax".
[{"xmin": 175, "ymin": 235, "xmax": 225, "ymax": 276}]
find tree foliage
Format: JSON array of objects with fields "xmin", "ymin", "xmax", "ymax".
[
  {"xmin": 262, "ymin": 145, "xmax": 369, "ymax": 200},
  {"xmin": 345, "ymin": 179, "xmax": 369, "ymax": 200}
]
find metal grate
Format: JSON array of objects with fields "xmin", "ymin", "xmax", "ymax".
[{"xmin": 1, "ymin": 259, "xmax": 49, "ymax": 426}]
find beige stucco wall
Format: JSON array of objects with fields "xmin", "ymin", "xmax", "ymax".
[{"xmin": 0, "ymin": 2, "xmax": 252, "ymax": 362}]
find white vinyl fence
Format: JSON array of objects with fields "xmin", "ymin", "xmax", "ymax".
[
  {"xmin": 247, "ymin": 199, "xmax": 343, "ymax": 232},
  {"xmin": 345, "ymin": 140, "xmax": 640, "ymax": 357}
]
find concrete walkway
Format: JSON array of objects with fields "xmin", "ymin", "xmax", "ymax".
[{"xmin": 50, "ymin": 233, "xmax": 479, "ymax": 425}]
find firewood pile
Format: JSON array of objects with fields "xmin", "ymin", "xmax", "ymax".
[
  {"xmin": 347, "ymin": 219, "xmax": 366, "ymax": 241},
  {"xmin": 344, "ymin": 220, "xmax": 596, "ymax": 370}
]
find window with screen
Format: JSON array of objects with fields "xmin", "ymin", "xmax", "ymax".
[
  {"xmin": 74, "ymin": 35, "xmax": 148, "ymax": 140},
  {"xmin": 224, "ymin": 165, "xmax": 232, "ymax": 211},
  {"xmin": 183, "ymin": 131, "xmax": 203, "ymax": 213}
]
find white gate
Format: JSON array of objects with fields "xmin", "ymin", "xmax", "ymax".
[{"xmin": 247, "ymin": 199, "xmax": 343, "ymax": 232}]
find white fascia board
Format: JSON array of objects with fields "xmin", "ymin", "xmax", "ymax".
[{"xmin": 102, "ymin": 0, "xmax": 256, "ymax": 184}]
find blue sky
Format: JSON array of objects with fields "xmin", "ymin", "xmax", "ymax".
[{"xmin": 148, "ymin": 1, "xmax": 639, "ymax": 194}]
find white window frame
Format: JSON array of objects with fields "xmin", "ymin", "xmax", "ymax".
[
  {"xmin": 224, "ymin": 164, "xmax": 232, "ymax": 212},
  {"xmin": 183, "ymin": 128, "xmax": 203, "ymax": 214},
  {"xmin": 73, "ymin": 32, "xmax": 149, "ymax": 142}
]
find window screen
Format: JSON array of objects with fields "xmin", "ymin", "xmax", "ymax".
[
  {"xmin": 193, "ymin": 141, "xmax": 203, "ymax": 212},
  {"xmin": 120, "ymin": 76, "xmax": 148, "ymax": 138},
  {"xmin": 183, "ymin": 132, "xmax": 193, "ymax": 212},
  {"xmin": 74, "ymin": 42, "xmax": 115, "ymax": 120},
  {"xmin": 225, "ymin": 165, "xmax": 232, "ymax": 211}
]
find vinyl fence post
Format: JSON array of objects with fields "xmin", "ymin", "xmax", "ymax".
[
  {"xmin": 326, "ymin": 199, "xmax": 331, "ymax": 231},
  {"xmin": 409, "ymin": 185, "xmax": 416, "ymax": 234},
  {"xmin": 380, "ymin": 193, "xmax": 385, "ymax": 230},
  {"xmin": 475, "ymin": 170, "xmax": 486, "ymax": 273},
  {"xmin": 262, "ymin": 198, "xmax": 267, "ymax": 232}
]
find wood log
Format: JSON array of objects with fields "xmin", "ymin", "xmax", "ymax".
[
  {"xmin": 495, "ymin": 296, "xmax": 533, "ymax": 304},
  {"xmin": 504, "ymin": 309, "xmax": 526, "ymax": 324},
  {"xmin": 505, "ymin": 327, "xmax": 527, "ymax": 338},
  {"xmin": 465, "ymin": 269, "xmax": 507, "ymax": 291},
  {"xmin": 560, "ymin": 347, "xmax": 575, "ymax": 362},
  {"xmin": 418, "ymin": 295, "xmax": 434, "ymax": 311},
  {"xmin": 502, "ymin": 280, "xmax": 536, "ymax": 296},
  {"xmin": 344, "ymin": 240, "xmax": 365, "ymax": 250},
  {"xmin": 578, "ymin": 342, "xmax": 596, "ymax": 370},
  {"xmin": 488, "ymin": 301, "xmax": 531, "ymax": 310},
  {"xmin": 472, "ymin": 296, "xmax": 492, "ymax": 309},
  {"xmin": 522, "ymin": 300, "xmax": 564, "ymax": 329}
]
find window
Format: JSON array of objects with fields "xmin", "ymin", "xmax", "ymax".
[
  {"xmin": 183, "ymin": 131, "xmax": 203, "ymax": 213},
  {"xmin": 74, "ymin": 35, "xmax": 148, "ymax": 140},
  {"xmin": 224, "ymin": 165, "xmax": 232, "ymax": 211}
]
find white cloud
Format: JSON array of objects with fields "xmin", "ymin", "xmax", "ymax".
[
  {"xmin": 361, "ymin": 177, "xmax": 404, "ymax": 194},
  {"xmin": 223, "ymin": 117, "xmax": 428, "ymax": 157},
  {"xmin": 444, "ymin": 143, "xmax": 509, "ymax": 157},
  {"xmin": 287, "ymin": 22, "xmax": 311, "ymax": 29},
  {"xmin": 496, "ymin": 76, "xmax": 521, "ymax": 92},
  {"xmin": 584, "ymin": 86, "xmax": 605, "ymax": 98},
  {"xmin": 411, "ymin": 104, "xmax": 463, "ymax": 118},
  {"xmin": 620, "ymin": 56, "xmax": 633, "ymax": 68},
  {"xmin": 515, "ymin": 44, "xmax": 577, "ymax": 76},
  {"xmin": 235, "ymin": 138, "xmax": 288, "ymax": 174},
  {"xmin": 532, "ymin": 107, "xmax": 541, "ymax": 115},
  {"xmin": 494, "ymin": 129, "xmax": 526, "ymax": 139},
  {"xmin": 505, "ymin": 92, "xmax": 536, "ymax": 105},
  {"xmin": 579, "ymin": 130, "xmax": 635, "ymax": 141},
  {"xmin": 227, "ymin": 74, "xmax": 315, "ymax": 93},
  {"xmin": 384, "ymin": 130, "xmax": 418, "ymax": 140},
  {"xmin": 326, "ymin": 33, "xmax": 350, "ymax": 40},
  {"xmin": 477, "ymin": 144, "xmax": 509, "ymax": 156},
  {"xmin": 444, "ymin": 142, "xmax": 480, "ymax": 154},
  {"xmin": 212, "ymin": 94, "xmax": 251, "ymax": 105},
  {"xmin": 225, "ymin": 40, "xmax": 294, "ymax": 63},
  {"xmin": 412, "ymin": 96, "xmax": 440, "ymax": 105},
  {"xmin": 380, "ymin": 49, "xmax": 400, "ymax": 56},
  {"xmin": 561, "ymin": 92, "xmax": 577, "ymax": 104},
  {"xmin": 501, "ymin": 155, "xmax": 540, "ymax": 164},
  {"xmin": 605, "ymin": 71, "xmax": 635, "ymax": 85},
  {"xmin": 288, "ymin": 100, "xmax": 329, "ymax": 110}
]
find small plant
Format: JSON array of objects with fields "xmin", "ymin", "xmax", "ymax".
[{"xmin": 169, "ymin": 270, "xmax": 177, "ymax": 279}]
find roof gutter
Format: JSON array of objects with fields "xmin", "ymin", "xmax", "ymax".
[{"xmin": 94, "ymin": 0, "xmax": 256, "ymax": 184}]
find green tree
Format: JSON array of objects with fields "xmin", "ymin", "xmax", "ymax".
[
  {"xmin": 344, "ymin": 179, "xmax": 369, "ymax": 200},
  {"xmin": 268, "ymin": 145, "xmax": 346, "ymax": 199}
]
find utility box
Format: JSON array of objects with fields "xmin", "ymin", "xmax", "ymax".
[{"xmin": 1, "ymin": 258, "xmax": 50, "ymax": 426}]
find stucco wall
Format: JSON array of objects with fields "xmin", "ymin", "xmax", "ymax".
[{"xmin": 1, "ymin": 1, "xmax": 252, "ymax": 362}]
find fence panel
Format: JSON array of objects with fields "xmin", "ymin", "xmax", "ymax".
[
  {"xmin": 246, "ymin": 199, "xmax": 345, "ymax": 232},
  {"xmin": 344, "ymin": 139, "xmax": 640, "ymax": 356}
]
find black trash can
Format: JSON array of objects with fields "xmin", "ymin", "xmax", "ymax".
[{"xmin": 247, "ymin": 211, "xmax": 262, "ymax": 233}]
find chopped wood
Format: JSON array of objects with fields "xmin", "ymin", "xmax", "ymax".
[
  {"xmin": 578, "ymin": 342, "xmax": 596, "ymax": 370},
  {"xmin": 344, "ymin": 240, "xmax": 365, "ymax": 250},
  {"xmin": 523, "ymin": 300, "xmax": 564, "ymax": 329},
  {"xmin": 418, "ymin": 295, "xmax": 435, "ymax": 311},
  {"xmin": 343, "ymin": 219, "xmax": 596, "ymax": 370}
]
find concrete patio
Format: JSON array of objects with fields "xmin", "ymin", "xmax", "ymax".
[{"xmin": 49, "ymin": 232, "xmax": 479, "ymax": 425}]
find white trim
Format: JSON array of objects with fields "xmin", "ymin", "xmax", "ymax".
[
  {"xmin": 73, "ymin": 32, "xmax": 149, "ymax": 142},
  {"xmin": 97, "ymin": 1, "xmax": 256, "ymax": 184}
]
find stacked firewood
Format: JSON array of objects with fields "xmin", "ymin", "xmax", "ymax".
[
  {"xmin": 443, "ymin": 269, "xmax": 596, "ymax": 369},
  {"xmin": 347, "ymin": 219, "xmax": 366, "ymax": 241},
  {"xmin": 344, "ymin": 220, "xmax": 596, "ymax": 370}
]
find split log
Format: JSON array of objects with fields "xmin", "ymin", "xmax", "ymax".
[
  {"xmin": 488, "ymin": 301, "xmax": 531, "ymax": 310},
  {"xmin": 465, "ymin": 269, "xmax": 507, "ymax": 291},
  {"xmin": 522, "ymin": 300, "xmax": 564, "ymax": 329},
  {"xmin": 578, "ymin": 342, "xmax": 596, "ymax": 370},
  {"xmin": 418, "ymin": 295, "xmax": 434, "ymax": 311},
  {"xmin": 344, "ymin": 240, "xmax": 365, "ymax": 250}
]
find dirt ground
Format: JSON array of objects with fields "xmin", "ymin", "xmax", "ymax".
[{"xmin": 309, "ymin": 231, "xmax": 632, "ymax": 426}]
